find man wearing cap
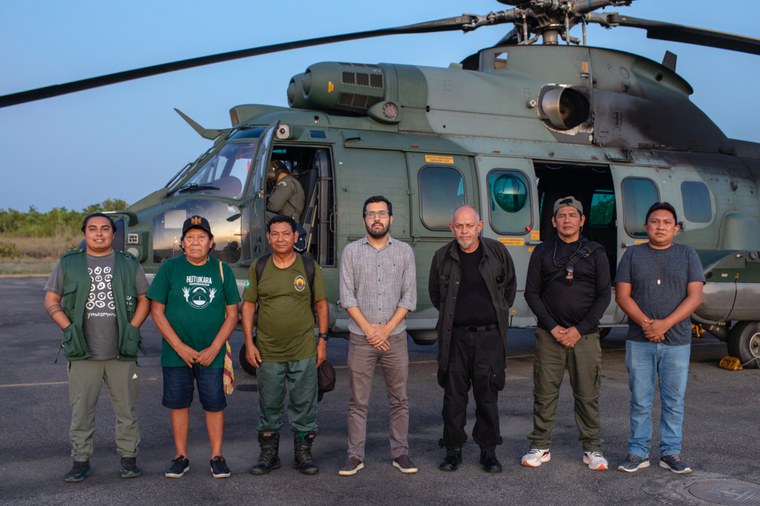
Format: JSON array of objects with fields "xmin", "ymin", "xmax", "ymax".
[
  {"xmin": 429, "ymin": 205, "xmax": 516, "ymax": 473},
  {"xmin": 338, "ymin": 196, "xmax": 417, "ymax": 476},
  {"xmin": 148, "ymin": 215, "xmax": 240, "ymax": 479},
  {"xmin": 44, "ymin": 212, "xmax": 150, "ymax": 482},
  {"xmin": 242, "ymin": 215, "xmax": 329, "ymax": 476},
  {"xmin": 266, "ymin": 160, "xmax": 305, "ymax": 222},
  {"xmin": 521, "ymin": 196, "xmax": 611, "ymax": 471},
  {"xmin": 615, "ymin": 202, "xmax": 704, "ymax": 475}
]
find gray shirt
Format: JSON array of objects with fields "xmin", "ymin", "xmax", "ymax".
[
  {"xmin": 615, "ymin": 242, "xmax": 705, "ymax": 346},
  {"xmin": 339, "ymin": 235, "xmax": 416, "ymax": 336},
  {"xmin": 46, "ymin": 253, "xmax": 149, "ymax": 359}
]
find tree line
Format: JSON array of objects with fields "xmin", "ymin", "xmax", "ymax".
[{"xmin": 0, "ymin": 199, "xmax": 128, "ymax": 237}]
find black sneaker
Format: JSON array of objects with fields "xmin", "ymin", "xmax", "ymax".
[
  {"xmin": 617, "ymin": 454, "xmax": 650, "ymax": 473},
  {"xmin": 659, "ymin": 454, "xmax": 692, "ymax": 475},
  {"xmin": 120, "ymin": 457, "xmax": 142, "ymax": 478},
  {"xmin": 165, "ymin": 455, "xmax": 190, "ymax": 478},
  {"xmin": 64, "ymin": 461, "xmax": 92, "ymax": 483},
  {"xmin": 210, "ymin": 456, "xmax": 231, "ymax": 478}
]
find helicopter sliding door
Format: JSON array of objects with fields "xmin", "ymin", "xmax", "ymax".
[{"xmin": 240, "ymin": 122, "xmax": 277, "ymax": 261}]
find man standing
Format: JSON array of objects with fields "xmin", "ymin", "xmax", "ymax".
[
  {"xmin": 242, "ymin": 215, "xmax": 329, "ymax": 475},
  {"xmin": 521, "ymin": 197, "xmax": 611, "ymax": 471},
  {"xmin": 615, "ymin": 202, "xmax": 704, "ymax": 475},
  {"xmin": 148, "ymin": 215, "xmax": 240, "ymax": 479},
  {"xmin": 429, "ymin": 205, "xmax": 516, "ymax": 473},
  {"xmin": 44, "ymin": 212, "xmax": 150, "ymax": 482},
  {"xmin": 266, "ymin": 160, "xmax": 305, "ymax": 222},
  {"xmin": 338, "ymin": 196, "xmax": 417, "ymax": 476}
]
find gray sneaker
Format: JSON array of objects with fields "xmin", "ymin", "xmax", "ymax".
[
  {"xmin": 659, "ymin": 454, "xmax": 692, "ymax": 474},
  {"xmin": 120, "ymin": 457, "xmax": 142, "ymax": 479},
  {"xmin": 64, "ymin": 461, "xmax": 92, "ymax": 483},
  {"xmin": 617, "ymin": 454, "xmax": 650, "ymax": 473}
]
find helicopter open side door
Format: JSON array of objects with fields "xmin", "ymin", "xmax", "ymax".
[{"xmin": 240, "ymin": 122, "xmax": 278, "ymax": 263}]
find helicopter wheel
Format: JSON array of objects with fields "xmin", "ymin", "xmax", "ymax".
[
  {"xmin": 727, "ymin": 321, "xmax": 760, "ymax": 369},
  {"xmin": 238, "ymin": 343, "xmax": 258, "ymax": 376}
]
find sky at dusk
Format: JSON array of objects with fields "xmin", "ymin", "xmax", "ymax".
[{"xmin": 1, "ymin": 0, "xmax": 758, "ymax": 212}]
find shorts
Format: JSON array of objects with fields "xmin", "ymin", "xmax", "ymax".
[{"xmin": 162, "ymin": 365, "xmax": 226, "ymax": 412}]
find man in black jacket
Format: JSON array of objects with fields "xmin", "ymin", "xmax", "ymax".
[
  {"xmin": 428, "ymin": 205, "xmax": 516, "ymax": 473},
  {"xmin": 521, "ymin": 196, "xmax": 611, "ymax": 471}
]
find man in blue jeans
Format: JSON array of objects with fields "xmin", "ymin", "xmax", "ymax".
[{"xmin": 615, "ymin": 202, "xmax": 704, "ymax": 474}]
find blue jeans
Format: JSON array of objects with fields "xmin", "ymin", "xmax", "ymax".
[{"xmin": 625, "ymin": 340, "xmax": 690, "ymax": 457}]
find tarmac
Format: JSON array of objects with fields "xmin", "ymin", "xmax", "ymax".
[{"xmin": 1, "ymin": 277, "xmax": 758, "ymax": 505}]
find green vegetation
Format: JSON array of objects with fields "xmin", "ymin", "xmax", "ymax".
[{"xmin": 0, "ymin": 200, "xmax": 128, "ymax": 275}]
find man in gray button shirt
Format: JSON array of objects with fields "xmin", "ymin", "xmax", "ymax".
[{"xmin": 338, "ymin": 196, "xmax": 417, "ymax": 476}]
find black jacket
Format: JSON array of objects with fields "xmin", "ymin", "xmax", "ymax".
[{"xmin": 428, "ymin": 237, "xmax": 516, "ymax": 370}]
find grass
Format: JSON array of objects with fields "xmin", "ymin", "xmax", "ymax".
[{"xmin": 0, "ymin": 235, "xmax": 80, "ymax": 276}]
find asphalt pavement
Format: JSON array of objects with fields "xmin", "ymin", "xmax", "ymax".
[{"xmin": 1, "ymin": 277, "xmax": 758, "ymax": 505}]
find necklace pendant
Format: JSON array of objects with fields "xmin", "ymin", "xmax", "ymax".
[{"xmin": 657, "ymin": 278, "xmax": 661, "ymax": 285}]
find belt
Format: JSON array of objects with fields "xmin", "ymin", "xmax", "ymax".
[{"xmin": 453, "ymin": 324, "xmax": 497, "ymax": 332}]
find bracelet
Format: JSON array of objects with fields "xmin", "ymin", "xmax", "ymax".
[{"xmin": 318, "ymin": 333, "xmax": 329, "ymax": 341}]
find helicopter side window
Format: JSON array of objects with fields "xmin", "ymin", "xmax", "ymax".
[
  {"xmin": 681, "ymin": 181, "xmax": 712, "ymax": 223},
  {"xmin": 621, "ymin": 177, "xmax": 659, "ymax": 237},
  {"xmin": 418, "ymin": 166, "xmax": 465, "ymax": 230},
  {"xmin": 488, "ymin": 170, "xmax": 530, "ymax": 235}
]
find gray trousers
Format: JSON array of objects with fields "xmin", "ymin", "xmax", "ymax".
[
  {"xmin": 347, "ymin": 331, "xmax": 409, "ymax": 460},
  {"xmin": 68, "ymin": 359, "xmax": 140, "ymax": 461}
]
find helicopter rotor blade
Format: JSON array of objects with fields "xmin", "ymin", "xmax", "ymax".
[
  {"xmin": 0, "ymin": 15, "xmax": 485, "ymax": 108},
  {"xmin": 588, "ymin": 13, "xmax": 760, "ymax": 55}
]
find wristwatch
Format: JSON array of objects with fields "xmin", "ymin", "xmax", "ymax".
[{"xmin": 318, "ymin": 333, "xmax": 329, "ymax": 341}]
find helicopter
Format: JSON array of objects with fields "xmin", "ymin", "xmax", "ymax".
[{"xmin": 3, "ymin": 1, "xmax": 760, "ymax": 368}]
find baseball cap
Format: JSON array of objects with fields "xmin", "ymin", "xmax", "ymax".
[
  {"xmin": 182, "ymin": 215, "xmax": 212, "ymax": 239},
  {"xmin": 317, "ymin": 360, "xmax": 336, "ymax": 402},
  {"xmin": 553, "ymin": 196, "xmax": 583, "ymax": 216}
]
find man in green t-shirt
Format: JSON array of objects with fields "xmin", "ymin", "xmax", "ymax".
[
  {"xmin": 148, "ymin": 215, "xmax": 240, "ymax": 479},
  {"xmin": 242, "ymin": 215, "xmax": 329, "ymax": 476}
]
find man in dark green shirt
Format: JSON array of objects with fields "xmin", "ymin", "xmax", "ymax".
[{"xmin": 242, "ymin": 215, "xmax": 329, "ymax": 476}]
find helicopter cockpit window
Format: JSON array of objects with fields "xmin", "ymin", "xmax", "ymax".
[
  {"xmin": 681, "ymin": 181, "xmax": 712, "ymax": 223},
  {"xmin": 621, "ymin": 177, "xmax": 659, "ymax": 237},
  {"xmin": 488, "ymin": 170, "xmax": 530, "ymax": 235},
  {"xmin": 418, "ymin": 166, "xmax": 465, "ymax": 230},
  {"xmin": 174, "ymin": 142, "xmax": 254, "ymax": 200}
]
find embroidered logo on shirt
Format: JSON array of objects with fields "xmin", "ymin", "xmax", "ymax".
[{"xmin": 294, "ymin": 275, "xmax": 306, "ymax": 292}]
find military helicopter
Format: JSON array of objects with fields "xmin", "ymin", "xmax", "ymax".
[{"xmin": 4, "ymin": 0, "xmax": 760, "ymax": 367}]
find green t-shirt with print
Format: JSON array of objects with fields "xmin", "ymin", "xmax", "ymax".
[
  {"xmin": 148, "ymin": 256, "xmax": 241, "ymax": 368},
  {"xmin": 243, "ymin": 255, "xmax": 326, "ymax": 362}
]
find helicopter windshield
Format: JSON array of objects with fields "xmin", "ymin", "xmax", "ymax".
[{"xmin": 173, "ymin": 141, "xmax": 256, "ymax": 199}]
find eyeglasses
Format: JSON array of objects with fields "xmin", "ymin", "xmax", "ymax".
[{"xmin": 364, "ymin": 211, "xmax": 389, "ymax": 219}]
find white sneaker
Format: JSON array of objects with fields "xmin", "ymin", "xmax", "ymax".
[
  {"xmin": 521, "ymin": 448, "xmax": 551, "ymax": 467},
  {"xmin": 583, "ymin": 451, "xmax": 609, "ymax": 471}
]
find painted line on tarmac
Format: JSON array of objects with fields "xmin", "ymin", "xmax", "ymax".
[{"xmin": 0, "ymin": 377, "xmax": 159, "ymax": 388}]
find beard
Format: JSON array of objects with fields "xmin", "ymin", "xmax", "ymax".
[{"xmin": 366, "ymin": 221, "xmax": 390, "ymax": 239}]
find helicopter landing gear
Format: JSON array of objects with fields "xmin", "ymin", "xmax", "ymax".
[{"xmin": 727, "ymin": 321, "xmax": 760, "ymax": 369}]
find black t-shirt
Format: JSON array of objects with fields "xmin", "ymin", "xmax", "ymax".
[{"xmin": 453, "ymin": 244, "xmax": 498, "ymax": 326}]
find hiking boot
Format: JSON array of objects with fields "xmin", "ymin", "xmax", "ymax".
[
  {"xmin": 338, "ymin": 456, "xmax": 364, "ymax": 476},
  {"xmin": 293, "ymin": 432, "xmax": 319, "ymax": 475},
  {"xmin": 210, "ymin": 456, "xmax": 231, "ymax": 478},
  {"xmin": 479, "ymin": 448, "xmax": 502, "ymax": 473},
  {"xmin": 583, "ymin": 451, "xmax": 608, "ymax": 471},
  {"xmin": 251, "ymin": 432, "xmax": 281, "ymax": 475},
  {"xmin": 617, "ymin": 454, "xmax": 650, "ymax": 473},
  {"xmin": 64, "ymin": 461, "xmax": 92, "ymax": 483},
  {"xmin": 165, "ymin": 455, "xmax": 190, "ymax": 478},
  {"xmin": 659, "ymin": 454, "xmax": 692, "ymax": 475},
  {"xmin": 393, "ymin": 454, "xmax": 418, "ymax": 474},
  {"xmin": 439, "ymin": 447, "xmax": 462, "ymax": 472},
  {"xmin": 120, "ymin": 457, "xmax": 142, "ymax": 478},
  {"xmin": 521, "ymin": 448, "xmax": 551, "ymax": 468}
]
